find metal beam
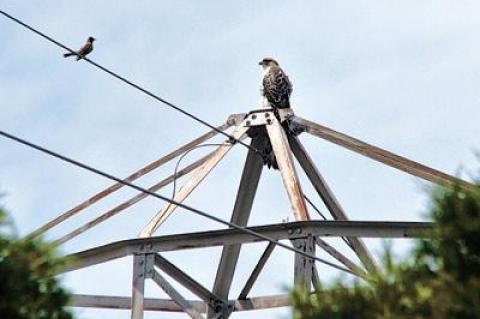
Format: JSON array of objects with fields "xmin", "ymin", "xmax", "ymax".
[
  {"xmin": 291, "ymin": 116, "xmax": 474, "ymax": 189},
  {"xmin": 312, "ymin": 264, "xmax": 320, "ymax": 289},
  {"xmin": 131, "ymin": 255, "xmax": 146, "ymax": 319},
  {"xmin": 210, "ymin": 135, "xmax": 266, "ymax": 318},
  {"xmin": 292, "ymin": 236, "xmax": 315, "ymax": 291},
  {"xmin": 140, "ymin": 125, "xmax": 249, "ymax": 237},
  {"xmin": 71, "ymin": 294, "xmax": 206, "ymax": 312},
  {"xmin": 289, "ymin": 135, "xmax": 378, "ymax": 273},
  {"xmin": 154, "ymin": 254, "xmax": 220, "ymax": 303},
  {"xmin": 28, "ymin": 123, "xmax": 231, "ymax": 239},
  {"xmin": 53, "ymin": 152, "xmax": 214, "ymax": 245},
  {"xmin": 316, "ymin": 238, "xmax": 366, "ymax": 277},
  {"xmin": 70, "ymin": 294, "xmax": 290, "ymax": 312},
  {"xmin": 61, "ymin": 221, "xmax": 433, "ymax": 273},
  {"xmin": 238, "ymin": 242, "xmax": 275, "ymax": 300},
  {"xmin": 266, "ymin": 116, "xmax": 309, "ymax": 221},
  {"xmin": 151, "ymin": 269, "xmax": 205, "ymax": 319}
]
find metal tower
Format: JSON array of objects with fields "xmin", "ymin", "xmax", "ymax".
[{"xmin": 30, "ymin": 102, "xmax": 471, "ymax": 318}]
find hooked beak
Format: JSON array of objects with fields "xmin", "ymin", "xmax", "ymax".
[{"xmin": 258, "ymin": 61, "xmax": 263, "ymax": 66}]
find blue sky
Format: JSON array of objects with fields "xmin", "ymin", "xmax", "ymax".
[{"xmin": 1, "ymin": 1, "xmax": 480, "ymax": 318}]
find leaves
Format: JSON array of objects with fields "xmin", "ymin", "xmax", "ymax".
[
  {"xmin": 292, "ymin": 182, "xmax": 480, "ymax": 319},
  {"xmin": 0, "ymin": 207, "xmax": 72, "ymax": 319}
]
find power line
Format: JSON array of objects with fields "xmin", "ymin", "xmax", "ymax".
[
  {"xmin": 304, "ymin": 194, "xmax": 327, "ymax": 220},
  {"xmin": 304, "ymin": 194, "xmax": 354, "ymax": 250},
  {"xmin": 0, "ymin": 9, "xmax": 266, "ymax": 160},
  {"xmin": 160, "ymin": 143, "xmax": 226, "ymax": 232},
  {"xmin": 0, "ymin": 129, "xmax": 355, "ymax": 275}
]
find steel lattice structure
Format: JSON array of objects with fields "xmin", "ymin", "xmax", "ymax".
[{"xmin": 32, "ymin": 103, "xmax": 471, "ymax": 319}]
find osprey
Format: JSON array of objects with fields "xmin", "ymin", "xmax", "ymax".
[
  {"xmin": 259, "ymin": 58, "xmax": 292, "ymax": 109},
  {"xmin": 64, "ymin": 36, "xmax": 96, "ymax": 61}
]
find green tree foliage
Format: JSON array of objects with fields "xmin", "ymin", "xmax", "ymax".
[
  {"xmin": 0, "ymin": 208, "xmax": 72, "ymax": 319},
  {"xmin": 291, "ymin": 182, "xmax": 480, "ymax": 319}
]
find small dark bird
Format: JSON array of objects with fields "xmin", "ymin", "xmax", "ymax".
[
  {"xmin": 63, "ymin": 36, "xmax": 96, "ymax": 61},
  {"xmin": 259, "ymin": 57, "xmax": 292, "ymax": 109}
]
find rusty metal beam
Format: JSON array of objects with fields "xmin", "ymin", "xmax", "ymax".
[
  {"xmin": 289, "ymin": 135, "xmax": 378, "ymax": 273},
  {"xmin": 131, "ymin": 255, "xmax": 146, "ymax": 319},
  {"xmin": 291, "ymin": 116, "xmax": 473, "ymax": 189},
  {"xmin": 316, "ymin": 238, "xmax": 366, "ymax": 277},
  {"xmin": 292, "ymin": 236, "xmax": 315, "ymax": 291},
  {"xmin": 151, "ymin": 269, "xmax": 205, "ymax": 319},
  {"xmin": 28, "ymin": 123, "xmax": 231, "ymax": 239},
  {"xmin": 53, "ymin": 152, "xmax": 214, "ymax": 246},
  {"xmin": 266, "ymin": 116, "xmax": 308, "ymax": 221},
  {"xmin": 312, "ymin": 264, "xmax": 320, "ymax": 289},
  {"xmin": 140, "ymin": 125, "xmax": 249, "ymax": 237},
  {"xmin": 70, "ymin": 294, "xmax": 290, "ymax": 312},
  {"xmin": 209, "ymin": 135, "xmax": 266, "ymax": 318},
  {"xmin": 238, "ymin": 242, "xmax": 275, "ymax": 300},
  {"xmin": 62, "ymin": 221, "xmax": 433, "ymax": 273},
  {"xmin": 154, "ymin": 254, "xmax": 219, "ymax": 303}
]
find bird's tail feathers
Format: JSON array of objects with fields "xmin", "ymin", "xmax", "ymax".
[
  {"xmin": 63, "ymin": 52, "xmax": 74, "ymax": 58},
  {"xmin": 263, "ymin": 139, "xmax": 279, "ymax": 170}
]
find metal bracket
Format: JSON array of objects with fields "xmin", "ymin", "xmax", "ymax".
[
  {"xmin": 226, "ymin": 113, "xmax": 247, "ymax": 126},
  {"xmin": 243, "ymin": 110, "xmax": 275, "ymax": 127},
  {"xmin": 209, "ymin": 299, "xmax": 233, "ymax": 319},
  {"xmin": 144, "ymin": 253, "xmax": 155, "ymax": 279},
  {"xmin": 241, "ymin": 108, "xmax": 295, "ymax": 128}
]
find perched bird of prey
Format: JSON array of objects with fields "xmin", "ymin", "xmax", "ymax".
[
  {"xmin": 63, "ymin": 36, "xmax": 96, "ymax": 61},
  {"xmin": 258, "ymin": 58, "xmax": 293, "ymax": 169},
  {"xmin": 259, "ymin": 58, "xmax": 292, "ymax": 109}
]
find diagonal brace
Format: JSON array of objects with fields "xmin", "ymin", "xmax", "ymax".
[
  {"xmin": 54, "ymin": 152, "xmax": 214, "ymax": 245},
  {"xmin": 28, "ymin": 123, "xmax": 231, "ymax": 239},
  {"xmin": 265, "ymin": 115, "xmax": 309, "ymax": 221},
  {"xmin": 139, "ymin": 125, "xmax": 249, "ymax": 237},
  {"xmin": 291, "ymin": 116, "xmax": 473, "ymax": 189},
  {"xmin": 154, "ymin": 254, "xmax": 221, "ymax": 304},
  {"xmin": 288, "ymin": 135, "xmax": 378, "ymax": 273},
  {"xmin": 151, "ymin": 269, "xmax": 205, "ymax": 319}
]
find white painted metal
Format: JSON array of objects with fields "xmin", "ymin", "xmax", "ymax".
[
  {"xmin": 265, "ymin": 116, "xmax": 309, "ymax": 221},
  {"xmin": 139, "ymin": 125, "xmax": 249, "ymax": 237}
]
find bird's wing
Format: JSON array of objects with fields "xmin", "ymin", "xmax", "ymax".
[
  {"xmin": 263, "ymin": 67, "xmax": 292, "ymax": 105},
  {"xmin": 77, "ymin": 42, "xmax": 93, "ymax": 56}
]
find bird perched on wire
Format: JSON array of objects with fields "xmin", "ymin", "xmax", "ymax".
[
  {"xmin": 63, "ymin": 36, "xmax": 96, "ymax": 61},
  {"xmin": 259, "ymin": 57, "xmax": 292, "ymax": 109}
]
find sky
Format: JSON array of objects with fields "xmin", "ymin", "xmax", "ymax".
[{"xmin": 1, "ymin": 1, "xmax": 480, "ymax": 318}]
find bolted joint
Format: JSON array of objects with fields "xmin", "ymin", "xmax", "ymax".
[{"xmin": 209, "ymin": 299, "xmax": 231, "ymax": 319}]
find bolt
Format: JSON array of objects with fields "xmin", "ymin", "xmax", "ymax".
[
  {"xmin": 265, "ymin": 113, "xmax": 270, "ymax": 118},
  {"xmin": 295, "ymin": 241, "xmax": 305, "ymax": 249},
  {"xmin": 246, "ymin": 120, "xmax": 251, "ymax": 126},
  {"xmin": 266, "ymin": 119, "xmax": 272, "ymax": 125},
  {"xmin": 252, "ymin": 114, "xmax": 257, "ymax": 119}
]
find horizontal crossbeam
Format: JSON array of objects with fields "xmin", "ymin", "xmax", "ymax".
[
  {"xmin": 62, "ymin": 220, "xmax": 432, "ymax": 273},
  {"xmin": 70, "ymin": 294, "xmax": 289, "ymax": 313}
]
